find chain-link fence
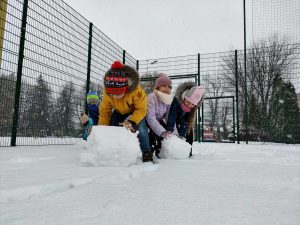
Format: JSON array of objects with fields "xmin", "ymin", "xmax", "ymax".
[
  {"xmin": 1, "ymin": 0, "xmax": 299, "ymax": 146},
  {"xmin": 0, "ymin": 0, "xmax": 136, "ymax": 146},
  {"xmin": 138, "ymin": 43, "xmax": 300, "ymax": 144}
]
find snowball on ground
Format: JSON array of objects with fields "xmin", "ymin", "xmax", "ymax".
[
  {"xmin": 160, "ymin": 135, "xmax": 191, "ymax": 159},
  {"xmin": 80, "ymin": 126, "xmax": 141, "ymax": 167}
]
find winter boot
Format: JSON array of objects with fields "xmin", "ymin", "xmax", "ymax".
[{"xmin": 142, "ymin": 151, "xmax": 153, "ymax": 163}]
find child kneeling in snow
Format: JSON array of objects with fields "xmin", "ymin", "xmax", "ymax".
[
  {"xmin": 80, "ymin": 91, "xmax": 100, "ymax": 140},
  {"xmin": 146, "ymin": 73, "xmax": 174, "ymax": 158},
  {"xmin": 166, "ymin": 82, "xmax": 205, "ymax": 157},
  {"xmin": 98, "ymin": 61, "xmax": 153, "ymax": 163}
]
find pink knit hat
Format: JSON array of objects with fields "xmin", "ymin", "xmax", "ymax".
[
  {"xmin": 184, "ymin": 85, "xmax": 205, "ymax": 105},
  {"xmin": 155, "ymin": 73, "xmax": 172, "ymax": 89}
]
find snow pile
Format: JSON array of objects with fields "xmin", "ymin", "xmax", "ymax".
[
  {"xmin": 160, "ymin": 135, "xmax": 191, "ymax": 159},
  {"xmin": 80, "ymin": 126, "xmax": 141, "ymax": 167}
]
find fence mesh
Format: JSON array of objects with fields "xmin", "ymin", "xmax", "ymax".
[
  {"xmin": 1, "ymin": 0, "xmax": 299, "ymax": 146},
  {"xmin": 251, "ymin": 0, "xmax": 300, "ymax": 44},
  {"xmin": 0, "ymin": 0, "xmax": 136, "ymax": 146}
]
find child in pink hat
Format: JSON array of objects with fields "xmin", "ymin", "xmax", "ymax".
[
  {"xmin": 166, "ymin": 82, "xmax": 205, "ymax": 156},
  {"xmin": 146, "ymin": 73, "xmax": 173, "ymax": 157}
]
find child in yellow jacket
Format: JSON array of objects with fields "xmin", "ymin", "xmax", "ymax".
[{"xmin": 98, "ymin": 61, "xmax": 152, "ymax": 162}]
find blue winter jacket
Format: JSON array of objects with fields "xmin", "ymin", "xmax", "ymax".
[
  {"xmin": 166, "ymin": 97, "xmax": 191, "ymax": 137},
  {"xmin": 87, "ymin": 103, "xmax": 99, "ymax": 125}
]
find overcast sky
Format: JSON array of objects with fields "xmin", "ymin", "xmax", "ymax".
[{"xmin": 63, "ymin": 0, "xmax": 252, "ymax": 60}]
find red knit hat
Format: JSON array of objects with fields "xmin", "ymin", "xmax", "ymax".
[{"xmin": 105, "ymin": 61, "xmax": 128, "ymax": 95}]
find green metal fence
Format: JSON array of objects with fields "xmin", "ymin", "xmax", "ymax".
[
  {"xmin": 138, "ymin": 55, "xmax": 202, "ymax": 141},
  {"xmin": 0, "ymin": 0, "xmax": 136, "ymax": 146},
  {"xmin": 1, "ymin": 0, "xmax": 299, "ymax": 146},
  {"xmin": 138, "ymin": 45, "xmax": 300, "ymax": 144}
]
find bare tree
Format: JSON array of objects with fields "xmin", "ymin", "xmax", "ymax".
[
  {"xmin": 223, "ymin": 34, "xmax": 298, "ymax": 140},
  {"xmin": 140, "ymin": 72, "xmax": 158, "ymax": 94},
  {"xmin": 203, "ymin": 75, "xmax": 226, "ymax": 140}
]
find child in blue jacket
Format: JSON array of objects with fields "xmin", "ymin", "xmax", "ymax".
[{"xmin": 80, "ymin": 91, "xmax": 100, "ymax": 140}]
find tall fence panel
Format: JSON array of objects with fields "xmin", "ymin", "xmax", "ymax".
[
  {"xmin": 237, "ymin": 43, "xmax": 300, "ymax": 143},
  {"xmin": 1, "ymin": 0, "xmax": 299, "ymax": 146},
  {"xmin": 138, "ymin": 55, "xmax": 203, "ymax": 141},
  {"xmin": 0, "ymin": 0, "xmax": 136, "ymax": 146},
  {"xmin": 138, "ymin": 44, "xmax": 300, "ymax": 144},
  {"xmin": 200, "ymin": 51, "xmax": 237, "ymax": 142}
]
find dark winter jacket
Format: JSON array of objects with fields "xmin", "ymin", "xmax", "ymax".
[
  {"xmin": 166, "ymin": 82, "xmax": 201, "ymax": 137},
  {"xmin": 167, "ymin": 97, "xmax": 190, "ymax": 137},
  {"xmin": 87, "ymin": 103, "xmax": 99, "ymax": 125}
]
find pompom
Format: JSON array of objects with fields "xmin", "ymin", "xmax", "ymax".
[{"xmin": 111, "ymin": 61, "xmax": 124, "ymax": 70}]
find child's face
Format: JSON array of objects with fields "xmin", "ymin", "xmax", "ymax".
[
  {"xmin": 108, "ymin": 93, "xmax": 124, "ymax": 99},
  {"xmin": 87, "ymin": 99, "xmax": 98, "ymax": 105},
  {"xmin": 158, "ymin": 84, "xmax": 172, "ymax": 94},
  {"xmin": 183, "ymin": 99, "xmax": 196, "ymax": 109}
]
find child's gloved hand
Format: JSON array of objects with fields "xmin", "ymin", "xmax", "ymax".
[
  {"xmin": 161, "ymin": 131, "xmax": 172, "ymax": 138},
  {"xmin": 120, "ymin": 120, "xmax": 137, "ymax": 133}
]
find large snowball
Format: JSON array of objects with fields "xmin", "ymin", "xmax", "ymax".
[
  {"xmin": 80, "ymin": 126, "xmax": 141, "ymax": 167},
  {"xmin": 160, "ymin": 135, "xmax": 191, "ymax": 159}
]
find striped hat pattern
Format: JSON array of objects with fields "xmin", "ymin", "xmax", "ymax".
[{"xmin": 105, "ymin": 61, "xmax": 128, "ymax": 95}]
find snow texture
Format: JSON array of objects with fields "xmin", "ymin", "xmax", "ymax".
[
  {"xmin": 160, "ymin": 135, "xmax": 191, "ymax": 159},
  {"xmin": 80, "ymin": 126, "xmax": 141, "ymax": 167},
  {"xmin": 0, "ymin": 133, "xmax": 300, "ymax": 225}
]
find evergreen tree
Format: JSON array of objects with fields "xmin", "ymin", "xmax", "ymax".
[
  {"xmin": 223, "ymin": 35, "xmax": 297, "ymax": 141},
  {"xmin": 21, "ymin": 75, "xmax": 55, "ymax": 137},
  {"xmin": 270, "ymin": 81, "xmax": 300, "ymax": 143},
  {"xmin": 54, "ymin": 82, "xmax": 77, "ymax": 137},
  {"xmin": 0, "ymin": 73, "xmax": 15, "ymax": 136}
]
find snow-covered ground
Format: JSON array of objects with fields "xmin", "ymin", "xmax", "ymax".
[{"xmin": 1, "ymin": 132, "xmax": 300, "ymax": 225}]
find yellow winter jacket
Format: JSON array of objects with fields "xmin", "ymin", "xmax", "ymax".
[{"xmin": 98, "ymin": 85, "xmax": 147, "ymax": 126}]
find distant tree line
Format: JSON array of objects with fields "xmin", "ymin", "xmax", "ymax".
[
  {"xmin": 1, "ymin": 35, "xmax": 299, "ymax": 144},
  {"xmin": 0, "ymin": 73, "xmax": 103, "ymax": 138}
]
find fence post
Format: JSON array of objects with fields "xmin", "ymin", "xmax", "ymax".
[
  {"xmin": 201, "ymin": 102, "xmax": 204, "ymax": 141},
  {"xmin": 232, "ymin": 96, "xmax": 236, "ymax": 143},
  {"xmin": 235, "ymin": 50, "xmax": 240, "ymax": 144},
  {"xmin": 197, "ymin": 53, "xmax": 201, "ymax": 142},
  {"xmin": 243, "ymin": 0, "xmax": 249, "ymax": 144},
  {"xmin": 123, "ymin": 50, "xmax": 126, "ymax": 64},
  {"xmin": 85, "ymin": 22, "xmax": 93, "ymax": 110},
  {"xmin": 11, "ymin": 0, "xmax": 29, "ymax": 146},
  {"xmin": 136, "ymin": 60, "xmax": 139, "ymax": 71}
]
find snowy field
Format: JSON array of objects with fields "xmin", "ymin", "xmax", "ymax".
[{"xmin": 1, "ymin": 138, "xmax": 300, "ymax": 225}]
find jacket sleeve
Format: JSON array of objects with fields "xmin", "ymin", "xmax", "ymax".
[
  {"xmin": 98, "ymin": 94, "xmax": 113, "ymax": 125},
  {"xmin": 166, "ymin": 98, "xmax": 179, "ymax": 132},
  {"xmin": 129, "ymin": 86, "xmax": 147, "ymax": 125},
  {"xmin": 146, "ymin": 94, "xmax": 166, "ymax": 136}
]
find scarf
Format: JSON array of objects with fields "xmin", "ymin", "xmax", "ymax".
[
  {"xmin": 180, "ymin": 101, "xmax": 192, "ymax": 112},
  {"xmin": 155, "ymin": 90, "xmax": 173, "ymax": 105}
]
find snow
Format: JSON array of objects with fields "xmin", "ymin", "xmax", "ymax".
[
  {"xmin": 80, "ymin": 126, "xmax": 141, "ymax": 167},
  {"xmin": 161, "ymin": 135, "xmax": 191, "ymax": 159},
  {"xmin": 0, "ymin": 129, "xmax": 300, "ymax": 225}
]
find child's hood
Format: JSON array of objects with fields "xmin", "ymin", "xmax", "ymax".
[
  {"xmin": 104, "ymin": 64, "xmax": 139, "ymax": 94},
  {"xmin": 175, "ymin": 81, "xmax": 196, "ymax": 101}
]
